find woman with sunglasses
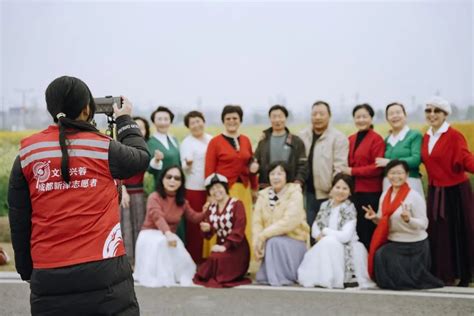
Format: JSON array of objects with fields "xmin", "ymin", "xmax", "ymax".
[
  {"xmin": 421, "ymin": 96, "xmax": 474, "ymax": 287},
  {"xmin": 134, "ymin": 166, "xmax": 208, "ymax": 287}
]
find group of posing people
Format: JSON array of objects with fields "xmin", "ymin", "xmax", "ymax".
[
  {"xmin": 122, "ymin": 96, "xmax": 474, "ymax": 290},
  {"xmin": 7, "ymin": 76, "xmax": 474, "ymax": 315}
]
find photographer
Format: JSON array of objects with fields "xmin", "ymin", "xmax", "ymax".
[{"xmin": 8, "ymin": 76, "xmax": 149, "ymax": 315}]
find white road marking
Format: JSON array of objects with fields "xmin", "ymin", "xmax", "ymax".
[{"xmin": 3, "ymin": 276, "xmax": 473, "ymax": 300}]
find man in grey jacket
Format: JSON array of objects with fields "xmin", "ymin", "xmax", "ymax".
[
  {"xmin": 254, "ymin": 105, "xmax": 308, "ymax": 189},
  {"xmin": 299, "ymin": 101, "xmax": 349, "ymax": 231}
]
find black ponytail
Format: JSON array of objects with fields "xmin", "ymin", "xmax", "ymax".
[{"xmin": 46, "ymin": 76, "xmax": 100, "ymax": 183}]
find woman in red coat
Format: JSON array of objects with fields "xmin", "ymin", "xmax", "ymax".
[
  {"xmin": 341, "ymin": 104, "xmax": 385, "ymax": 250},
  {"xmin": 421, "ymin": 96, "xmax": 474, "ymax": 286},
  {"xmin": 193, "ymin": 173, "xmax": 251, "ymax": 288}
]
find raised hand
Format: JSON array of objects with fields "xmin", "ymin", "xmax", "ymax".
[
  {"xmin": 154, "ymin": 149, "xmax": 164, "ymax": 162},
  {"xmin": 363, "ymin": 205, "xmax": 377, "ymax": 220},
  {"xmin": 400, "ymin": 204, "xmax": 411, "ymax": 223},
  {"xmin": 114, "ymin": 96, "xmax": 132, "ymax": 117}
]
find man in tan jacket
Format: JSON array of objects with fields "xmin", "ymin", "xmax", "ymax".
[{"xmin": 299, "ymin": 101, "xmax": 349, "ymax": 233}]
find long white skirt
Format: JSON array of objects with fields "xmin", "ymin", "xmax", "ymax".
[
  {"xmin": 133, "ymin": 229, "xmax": 196, "ymax": 287},
  {"xmin": 297, "ymin": 236, "xmax": 374, "ymax": 289}
]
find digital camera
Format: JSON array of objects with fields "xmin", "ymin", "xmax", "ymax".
[{"xmin": 94, "ymin": 96, "xmax": 122, "ymax": 116}]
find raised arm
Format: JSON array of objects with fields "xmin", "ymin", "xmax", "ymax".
[{"xmin": 109, "ymin": 115, "xmax": 151, "ymax": 179}]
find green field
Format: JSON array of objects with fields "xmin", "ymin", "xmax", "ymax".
[{"xmin": 1, "ymin": 122, "xmax": 473, "ymax": 219}]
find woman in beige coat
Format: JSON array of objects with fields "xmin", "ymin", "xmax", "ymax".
[{"xmin": 253, "ymin": 161, "xmax": 310, "ymax": 286}]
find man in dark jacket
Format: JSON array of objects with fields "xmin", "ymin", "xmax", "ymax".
[{"xmin": 253, "ymin": 105, "xmax": 308, "ymax": 189}]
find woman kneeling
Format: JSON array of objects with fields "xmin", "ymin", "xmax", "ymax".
[
  {"xmin": 253, "ymin": 161, "xmax": 310, "ymax": 286},
  {"xmin": 298, "ymin": 173, "xmax": 374, "ymax": 289},
  {"xmin": 365, "ymin": 160, "xmax": 443, "ymax": 290},
  {"xmin": 193, "ymin": 173, "xmax": 251, "ymax": 288},
  {"xmin": 134, "ymin": 166, "xmax": 206, "ymax": 287}
]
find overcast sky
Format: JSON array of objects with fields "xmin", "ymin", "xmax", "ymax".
[{"xmin": 0, "ymin": 0, "xmax": 472, "ymax": 118}]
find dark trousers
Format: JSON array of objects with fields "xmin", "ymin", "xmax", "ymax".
[
  {"xmin": 353, "ymin": 191, "xmax": 380, "ymax": 250},
  {"xmin": 30, "ymin": 256, "xmax": 139, "ymax": 316}
]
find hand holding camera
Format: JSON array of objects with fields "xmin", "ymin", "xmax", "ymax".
[{"xmin": 113, "ymin": 96, "xmax": 132, "ymax": 118}]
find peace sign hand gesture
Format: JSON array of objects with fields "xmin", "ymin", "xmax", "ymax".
[
  {"xmin": 363, "ymin": 205, "xmax": 377, "ymax": 220},
  {"xmin": 400, "ymin": 204, "xmax": 411, "ymax": 223}
]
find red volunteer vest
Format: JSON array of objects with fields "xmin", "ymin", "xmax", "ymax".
[{"xmin": 19, "ymin": 125, "xmax": 125, "ymax": 269}]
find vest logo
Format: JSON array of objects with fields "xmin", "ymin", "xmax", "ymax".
[
  {"xmin": 103, "ymin": 223, "xmax": 123, "ymax": 258},
  {"xmin": 32, "ymin": 161, "xmax": 50, "ymax": 188}
]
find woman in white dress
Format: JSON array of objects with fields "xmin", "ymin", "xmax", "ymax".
[
  {"xmin": 134, "ymin": 166, "xmax": 207, "ymax": 287},
  {"xmin": 298, "ymin": 173, "xmax": 375, "ymax": 289}
]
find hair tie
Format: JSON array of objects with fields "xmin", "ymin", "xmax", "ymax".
[{"xmin": 56, "ymin": 112, "xmax": 66, "ymax": 120}]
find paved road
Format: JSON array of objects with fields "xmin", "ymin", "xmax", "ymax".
[{"xmin": 1, "ymin": 273, "xmax": 473, "ymax": 315}]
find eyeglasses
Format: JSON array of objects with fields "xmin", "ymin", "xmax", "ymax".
[
  {"xmin": 164, "ymin": 175, "xmax": 182, "ymax": 181},
  {"xmin": 424, "ymin": 108, "xmax": 444, "ymax": 114}
]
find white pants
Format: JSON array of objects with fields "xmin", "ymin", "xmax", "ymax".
[
  {"xmin": 133, "ymin": 230, "xmax": 196, "ymax": 287},
  {"xmin": 297, "ymin": 236, "xmax": 374, "ymax": 289}
]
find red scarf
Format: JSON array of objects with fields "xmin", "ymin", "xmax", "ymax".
[{"xmin": 368, "ymin": 182, "xmax": 410, "ymax": 279}]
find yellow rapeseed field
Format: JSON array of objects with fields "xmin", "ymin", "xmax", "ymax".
[{"xmin": 1, "ymin": 122, "xmax": 473, "ymax": 217}]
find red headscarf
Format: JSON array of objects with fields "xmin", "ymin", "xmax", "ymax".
[{"xmin": 368, "ymin": 182, "xmax": 410, "ymax": 279}]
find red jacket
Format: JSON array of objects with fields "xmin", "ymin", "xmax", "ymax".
[
  {"xmin": 205, "ymin": 134, "xmax": 258, "ymax": 190},
  {"xmin": 348, "ymin": 129, "xmax": 385, "ymax": 193},
  {"xmin": 421, "ymin": 127, "xmax": 474, "ymax": 187},
  {"xmin": 19, "ymin": 126, "xmax": 125, "ymax": 268}
]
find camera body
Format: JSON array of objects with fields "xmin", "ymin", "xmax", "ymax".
[{"xmin": 94, "ymin": 96, "xmax": 122, "ymax": 116}]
